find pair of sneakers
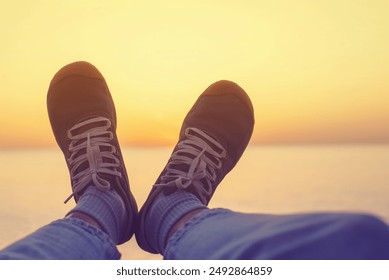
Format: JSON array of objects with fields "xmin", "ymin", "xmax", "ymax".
[{"xmin": 47, "ymin": 61, "xmax": 254, "ymax": 253}]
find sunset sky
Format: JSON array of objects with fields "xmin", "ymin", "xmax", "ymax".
[{"xmin": 0, "ymin": 0, "xmax": 388, "ymax": 147}]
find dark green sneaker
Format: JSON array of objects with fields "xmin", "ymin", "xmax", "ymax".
[
  {"xmin": 47, "ymin": 61, "xmax": 137, "ymax": 244},
  {"xmin": 136, "ymin": 80, "xmax": 255, "ymax": 253}
]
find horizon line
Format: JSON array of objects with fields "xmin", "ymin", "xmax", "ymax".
[{"xmin": 1, "ymin": 141, "xmax": 389, "ymax": 150}]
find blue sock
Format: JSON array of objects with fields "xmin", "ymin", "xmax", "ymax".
[
  {"xmin": 144, "ymin": 190, "xmax": 206, "ymax": 253},
  {"xmin": 67, "ymin": 186, "xmax": 127, "ymax": 244}
]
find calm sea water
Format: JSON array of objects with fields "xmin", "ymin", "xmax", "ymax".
[{"xmin": 0, "ymin": 145, "xmax": 388, "ymax": 259}]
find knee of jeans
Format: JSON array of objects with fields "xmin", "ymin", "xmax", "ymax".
[{"xmin": 335, "ymin": 213, "xmax": 389, "ymax": 239}]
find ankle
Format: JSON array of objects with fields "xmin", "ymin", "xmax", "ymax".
[
  {"xmin": 167, "ymin": 208, "xmax": 205, "ymax": 241},
  {"xmin": 66, "ymin": 212, "xmax": 102, "ymax": 231},
  {"xmin": 66, "ymin": 186, "xmax": 128, "ymax": 244},
  {"xmin": 142, "ymin": 191, "xmax": 206, "ymax": 254}
]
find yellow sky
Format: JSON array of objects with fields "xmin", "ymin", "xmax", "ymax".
[{"xmin": 0, "ymin": 0, "xmax": 388, "ymax": 147}]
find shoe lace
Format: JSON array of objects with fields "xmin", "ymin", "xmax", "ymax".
[
  {"xmin": 64, "ymin": 116, "xmax": 122, "ymax": 203},
  {"xmin": 154, "ymin": 127, "xmax": 227, "ymax": 204}
]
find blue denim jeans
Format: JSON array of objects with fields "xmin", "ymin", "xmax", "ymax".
[
  {"xmin": 0, "ymin": 218, "xmax": 120, "ymax": 259},
  {"xmin": 1, "ymin": 210, "xmax": 389, "ymax": 259},
  {"xmin": 165, "ymin": 209, "xmax": 389, "ymax": 259}
]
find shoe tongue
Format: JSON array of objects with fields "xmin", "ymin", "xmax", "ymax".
[
  {"xmin": 72, "ymin": 135, "xmax": 116, "ymax": 180},
  {"xmin": 73, "ymin": 145, "xmax": 103, "ymax": 177},
  {"xmin": 90, "ymin": 145, "xmax": 103, "ymax": 164},
  {"xmin": 78, "ymin": 144, "xmax": 117, "ymax": 169},
  {"xmin": 72, "ymin": 141, "xmax": 119, "ymax": 195}
]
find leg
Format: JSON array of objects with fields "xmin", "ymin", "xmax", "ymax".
[
  {"xmin": 135, "ymin": 80, "xmax": 389, "ymax": 259},
  {"xmin": 0, "ymin": 61, "xmax": 137, "ymax": 259},
  {"xmin": 0, "ymin": 218, "xmax": 119, "ymax": 259},
  {"xmin": 136, "ymin": 80, "xmax": 255, "ymax": 255},
  {"xmin": 164, "ymin": 209, "xmax": 389, "ymax": 259}
]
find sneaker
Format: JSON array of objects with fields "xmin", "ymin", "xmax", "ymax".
[
  {"xmin": 136, "ymin": 80, "xmax": 255, "ymax": 253},
  {"xmin": 47, "ymin": 61, "xmax": 137, "ymax": 244}
]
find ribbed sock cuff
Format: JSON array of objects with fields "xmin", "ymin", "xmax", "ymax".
[
  {"xmin": 144, "ymin": 190, "xmax": 206, "ymax": 253},
  {"xmin": 67, "ymin": 186, "xmax": 127, "ymax": 244}
]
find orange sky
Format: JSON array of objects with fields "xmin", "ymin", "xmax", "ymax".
[{"xmin": 0, "ymin": 0, "xmax": 388, "ymax": 148}]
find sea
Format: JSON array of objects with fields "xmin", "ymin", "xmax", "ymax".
[{"xmin": 0, "ymin": 145, "xmax": 388, "ymax": 259}]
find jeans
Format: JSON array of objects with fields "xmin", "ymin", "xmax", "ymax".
[
  {"xmin": 1, "ymin": 210, "xmax": 389, "ymax": 259},
  {"xmin": 0, "ymin": 218, "xmax": 120, "ymax": 259},
  {"xmin": 165, "ymin": 209, "xmax": 389, "ymax": 259}
]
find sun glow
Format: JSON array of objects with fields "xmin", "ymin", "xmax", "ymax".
[{"xmin": 1, "ymin": 0, "xmax": 388, "ymax": 147}]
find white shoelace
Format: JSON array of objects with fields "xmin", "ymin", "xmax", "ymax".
[
  {"xmin": 64, "ymin": 116, "xmax": 122, "ymax": 203},
  {"xmin": 154, "ymin": 127, "xmax": 227, "ymax": 204}
]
